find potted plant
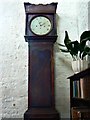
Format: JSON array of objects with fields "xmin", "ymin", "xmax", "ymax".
[{"xmin": 57, "ymin": 30, "xmax": 90, "ymax": 73}]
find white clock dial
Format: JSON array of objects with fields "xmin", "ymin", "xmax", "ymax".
[{"xmin": 30, "ymin": 16, "xmax": 52, "ymax": 36}]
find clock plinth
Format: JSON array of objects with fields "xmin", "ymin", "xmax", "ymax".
[
  {"xmin": 24, "ymin": 3, "xmax": 60, "ymax": 120},
  {"xmin": 24, "ymin": 108, "xmax": 60, "ymax": 120}
]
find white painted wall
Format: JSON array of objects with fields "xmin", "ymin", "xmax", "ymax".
[
  {"xmin": 0, "ymin": 0, "xmax": 90, "ymax": 119},
  {"xmin": 88, "ymin": 1, "xmax": 90, "ymax": 66}
]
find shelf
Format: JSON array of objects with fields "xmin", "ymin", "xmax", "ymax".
[
  {"xmin": 68, "ymin": 67, "xmax": 90, "ymax": 80},
  {"xmin": 72, "ymin": 107, "xmax": 90, "ymax": 113},
  {"xmin": 69, "ymin": 68, "xmax": 90, "ymax": 119},
  {"xmin": 71, "ymin": 97, "xmax": 90, "ymax": 107},
  {"xmin": 72, "ymin": 97, "xmax": 90, "ymax": 101}
]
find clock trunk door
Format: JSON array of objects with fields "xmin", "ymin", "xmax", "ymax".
[{"xmin": 28, "ymin": 42, "xmax": 54, "ymax": 108}]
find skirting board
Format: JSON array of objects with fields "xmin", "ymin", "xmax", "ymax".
[{"xmin": 1, "ymin": 118, "xmax": 70, "ymax": 120}]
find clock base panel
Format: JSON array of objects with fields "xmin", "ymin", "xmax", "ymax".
[{"xmin": 24, "ymin": 108, "xmax": 60, "ymax": 120}]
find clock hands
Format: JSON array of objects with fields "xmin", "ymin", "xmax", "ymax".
[{"xmin": 39, "ymin": 22, "xmax": 46, "ymax": 27}]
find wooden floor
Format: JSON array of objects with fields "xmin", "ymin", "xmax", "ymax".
[
  {"xmin": 1, "ymin": 118, "xmax": 24, "ymax": 120},
  {"xmin": 1, "ymin": 118, "xmax": 70, "ymax": 120}
]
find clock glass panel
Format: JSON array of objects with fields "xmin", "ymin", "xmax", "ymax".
[{"xmin": 30, "ymin": 16, "xmax": 52, "ymax": 36}]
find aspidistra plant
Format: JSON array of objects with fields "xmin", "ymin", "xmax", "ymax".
[{"xmin": 57, "ymin": 30, "xmax": 90, "ymax": 60}]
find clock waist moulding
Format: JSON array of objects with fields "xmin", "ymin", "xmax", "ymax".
[{"xmin": 24, "ymin": 2, "xmax": 60, "ymax": 120}]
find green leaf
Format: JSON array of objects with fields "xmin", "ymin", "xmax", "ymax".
[
  {"xmin": 80, "ymin": 30, "xmax": 90, "ymax": 41},
  {"xmin": 64, "ymin": 31, "xmax": 71, "ymax": 50},
  {"xmin": 60, "ymin": 48, "xmax": 69, "ymax": 52},
  {"xmin": 57, "ymin": 43, "xmax": 66, "ymax": 47},
  {"xmin": 82, "ymin": 46, "xmax": 90, "ymax": 59},
  {"xmin": 67, "ymin": 41, "xmax": 79, "ymax": 56},
  {"xmin": 80, "ymin": 31, "xmax": 90, "ymax": 50}
]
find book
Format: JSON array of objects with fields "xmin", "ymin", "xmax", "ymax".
[
  {"xmin": 73, "ymin": 81, "xmax": 80, "ymax": 98},
  {"xmin": 71, "ymin": 107, "xmax": 90, "ymax": 119},
  {"xmin": 80, "ymin": 77, "xmax": 90, "ymax": 99}
]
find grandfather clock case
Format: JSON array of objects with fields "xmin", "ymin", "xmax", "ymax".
[{"xmin": 24, "ymin": 3, "xmax": 60, "ymax": 120}]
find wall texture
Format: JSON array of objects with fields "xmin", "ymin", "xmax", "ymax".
[
  {"xmin": 88, "ymin": 1, "xmax": 90, "ymax": 66},
  {"xmin": 0, "ymin": 0, "xmax": 90, "ymax": 119}
]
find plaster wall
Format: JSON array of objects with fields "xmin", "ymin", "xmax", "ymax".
[
  {"xmin": 0, "ymin": 0, "xmax": 90, "ymax": 119},
  {"xmin": 88, "ymin": 1, "xmax": 90, "ymax": 66}
]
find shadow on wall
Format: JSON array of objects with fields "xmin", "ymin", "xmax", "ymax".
[{"xmin": 54, "ymin": 42, "xmax": 73, "ymax": 72}]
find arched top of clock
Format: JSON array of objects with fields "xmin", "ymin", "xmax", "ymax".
[{"xmin": 24, "ymin": 2, "xmax": 58, "ymax": 14}]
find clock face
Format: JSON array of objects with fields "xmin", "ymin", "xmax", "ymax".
[{"xmin": 30, "ymin": 16, "xmax": 52, "ymax": 36}]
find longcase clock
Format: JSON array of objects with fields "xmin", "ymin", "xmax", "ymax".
[{"xmin": 24, "ymin": 2, "xmax": 60, "ymax": 120}]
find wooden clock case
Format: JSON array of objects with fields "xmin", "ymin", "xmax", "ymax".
[{"xmin": 24, "ymin": 3, "xmax": 60, "ymax": 120}]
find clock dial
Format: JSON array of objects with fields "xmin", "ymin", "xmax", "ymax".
[{"xmin": 30, "ymin": 16, "xmax": 52, "ymax": 36}]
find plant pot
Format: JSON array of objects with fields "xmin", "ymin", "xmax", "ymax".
[
  {"xmin": 72, "ymin": 60, "xmax": 80, "ymax": 73},
  {"xmin": 72, "ymin": 59, "xmax": 88, "ymax": 73},
  {"xmin": 80, "ymin": 59, "xmax": 88, "ymax": 71}
]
